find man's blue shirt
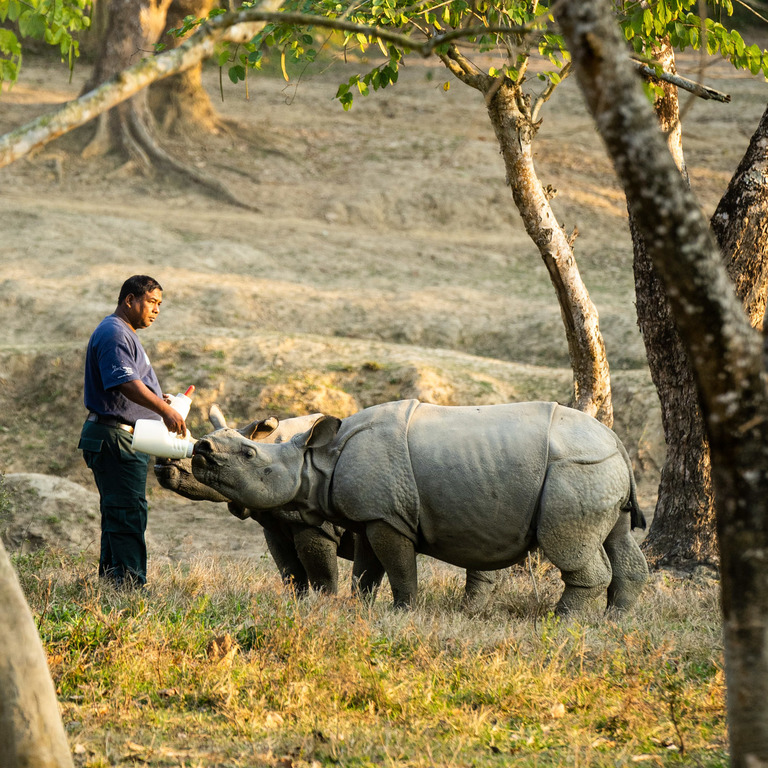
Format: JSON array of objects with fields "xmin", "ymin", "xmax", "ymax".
[{"xmin": 84, "ymin": 314, "xmax": 163, "ymax": 424}]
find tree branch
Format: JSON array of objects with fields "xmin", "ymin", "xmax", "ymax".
[
  {"xmin": 0, "ymin": 2, "xmax": 730, "ymax": 168},
  {"xmin": 0, "ymin": 0, "xmax": 285, "ymax": 168},
  {"xmin": 0, "ymin": 8, "xmax": 533, "ymax": 168},
  {"xmin": 632, "ymin": 58, "xmax": 731, "ymax": 103}
]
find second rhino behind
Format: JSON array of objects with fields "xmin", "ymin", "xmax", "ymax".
[{"xmin": 191, "ymin": 399, "xmax": 649, "ymax": 615}]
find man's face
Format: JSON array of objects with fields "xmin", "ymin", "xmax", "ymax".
[{"xmin": 124, "ymin": 288, "xmax": 163, "ymax": 330}]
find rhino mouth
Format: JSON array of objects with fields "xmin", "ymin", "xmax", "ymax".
[
  {"xmin": 191, "ymin": 449, "xmax": 222, "ymax": 488},
  {"xmin": 154, "ymin": 460, "xmax": 181, "ymax": 491}
]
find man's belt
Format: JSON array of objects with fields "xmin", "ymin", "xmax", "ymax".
[{"xmin": 87, "ymin": 413, "xmax": 135, "ymax": 434}]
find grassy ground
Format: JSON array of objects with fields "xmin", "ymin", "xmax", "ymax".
[{"xmin": 14, "ymin": 549, "xmax": 725, "ymax": 768}]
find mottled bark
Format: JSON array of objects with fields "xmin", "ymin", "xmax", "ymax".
[
  {"xmin": 440, "ymin": 47, "xmax": 613, "ymax": 425},
  {"xmin": 81, "ymin": 0, "xmax": 174, "ymax": 163},
  {"xmin": 0, "ymin": 541, "xmax": 74, "ymax": 768},
  {"xmin": 150, "ymin": 0, "xmax": 221, "ymax": 137},
  {"xmin": 555, "ymin": 1, "xmax": 768, "ymax": 764},
  {"xmin": 712, "ymin": 104, "xmax": 768, "ymax": 329},
  {"xmin": 631, "ymin": 43, "xmax": 717, "ymax": 569}
]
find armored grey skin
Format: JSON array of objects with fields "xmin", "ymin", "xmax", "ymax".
[
  {"xmin": 157, "ymin": 406, "xmax": 495, "ymax": 608},
  {"xmin": 192, "ymin": 400, "xmax": 649, "ymax": 615}
]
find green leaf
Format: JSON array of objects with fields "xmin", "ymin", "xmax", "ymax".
[
  {"xmin": 19, "ymin": 10, "xmax": 47, "ymax": 39},
  {"xmin": 6, "ymin": 0, "xmax": 21, "ymax": 23},
  {"xmin": 0, "ymin": 28, "xmax": 22, "ymax": 56},
  {"xmin": 732, "ymin": 31, "xmax": 745, "ymax": 58},
  {"xmin": 228, "ymin": 65, "xmax": 245, "ymax": 83},
  {"xmin": 642, "ymin": 8, "xmax": 653, "ymax": 35}
]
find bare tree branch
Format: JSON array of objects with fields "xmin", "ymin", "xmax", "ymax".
[{"xmin": 632, "ymin": 59, "xmax": 731, "ymax": 103}]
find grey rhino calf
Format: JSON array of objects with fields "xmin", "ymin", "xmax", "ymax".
[
  {"xmin": 155, "ymin": 406, "xmax": 356, "ymax": 595},
  {"xmin": 158, "ymin": 405, "xmax": 496, "ymax": 609},
  {"xmin": 191, "ymin": 399, "xmax": 649, "ymax": 615}
]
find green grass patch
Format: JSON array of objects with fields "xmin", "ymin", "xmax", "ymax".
[{"xmin": 11, "ymin": 552, "xmax": 726, "ymax": 767}]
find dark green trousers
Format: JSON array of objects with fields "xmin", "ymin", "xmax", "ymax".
[{"xmin": 79, "ymin": 420, "xmax": 150, "ymax": 587}]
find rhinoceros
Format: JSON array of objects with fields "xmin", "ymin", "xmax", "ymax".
[
  {"xmin": 157, "ymin": 405, "xmax": 497, "ymax": 609},
  {"xmin": 191, "ymin": 399, "xmax": 649, "ymax": 615},
  {"xmin": 154, "ymin": 406, "xmax": 358, "ymax": 595}
]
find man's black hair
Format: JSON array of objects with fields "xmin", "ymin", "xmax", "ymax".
[{"xmin": 118, "ymin": 275, "xmax": 162, "ymax": 304}]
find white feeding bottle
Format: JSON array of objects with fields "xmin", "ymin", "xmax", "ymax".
[
  {"xmin": 168, "ymin": 385, "xmax": 195, "ymax": 422},
  {"xmin": 132, "ymin": 385, "xmax": 197, "ymax": 458}
]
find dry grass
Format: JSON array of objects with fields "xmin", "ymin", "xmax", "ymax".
[{"xmin": 13, "ymin": 549, "xmax": 726, "ymax": 768}]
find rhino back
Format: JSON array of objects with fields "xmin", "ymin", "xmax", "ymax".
[
  {"xmin": 547, "ymin": 404, "xmax": 621, "ymax": 463},
  {"xmin": 407, "ymin": 402, "xmax": 556, "ymax": 568},
  {"xmin": 329, "ymin": 401, "xmax": 560, "ymax": 569}
]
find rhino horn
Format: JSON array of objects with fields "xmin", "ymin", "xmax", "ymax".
[
  {"xmin": 240, "ymin": 416, "xmax": 280, "ymax": 440},
  {"xmin": 208, "ymin": 403, "xmax": 228, "ymax": 429}
]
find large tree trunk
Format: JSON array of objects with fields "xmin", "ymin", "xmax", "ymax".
[
  {"xmin": 81, "ymin": 0, "xmax": 174, "ymax": 164},
  {"xmin": 78, "ymin": 0, "xmax": 264, "ymax": 205},
  {"xmin": 440, "ymin": 47, "xmax": 613, "ymax": 425},
  {"xmin": 556, "ymin": 1, "xmax": 768, "ymax": 763},
  {"xmin": 631, "ymin": 43, "xmax": 717, "ymax": 569},
  {"xmin": 0, "ymin": 540, "xmax": 73, "ymax": 768},
  {"xmin": 149, "ymin": 0, "xmax": 221, "ymax": 137},
  {"xmin": 712, "ymin": 103, "xmax": 768, "ymax": 329},
  {"xmin": 633, "ymin": 88, "xmax": 768, "ymax": 570}
]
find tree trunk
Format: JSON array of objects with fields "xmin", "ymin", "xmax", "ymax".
[
  {"xmin": 149, "ymin": 0, "xmax": 221, "ymax": 137},
  {"xmin": 631, "ymin": 43, "xmax": 717, "ymax": 569},
  {"xmin": 78, "ymin": 0, "xmax": 265, "ymax": 204},
  {"xmin": 0, "ymin": 541, "xmax": 74, "ymax": 768},
  {"xmin": 81, "ymin": 0, "xmax": 174, "ymax": 164},
  {"xmin": 556, "ymin": 2, "xmax": 768, "ymax": 763},
  {"xmin": 440, "ymin": 48, "xmax": 613, "ymax": 425},
  {"xmin": 712, "ymin": 103, "xmax": 768, "ymax": 329}
]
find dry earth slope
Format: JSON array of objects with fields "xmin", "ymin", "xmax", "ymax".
[{"xmin": 1, "ymin": 49, "xmax": 765, "ymax": 568}]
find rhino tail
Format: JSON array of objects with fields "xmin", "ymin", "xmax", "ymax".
[{"xmin": 616, "ymin": 435, "xmax": 647, "ymax": 531}]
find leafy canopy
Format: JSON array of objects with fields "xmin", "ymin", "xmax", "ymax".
[
  {"xmin": 0, "ymin": 0, "xmax": 91, "ymax": 89},
  {"xmin": 203, "ymin": 0, "xmax": 768, "ymax": 111}
]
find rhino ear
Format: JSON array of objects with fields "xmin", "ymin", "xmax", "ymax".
[
  {"xmin": 240, "ymin": 416, "xmax": 279, "ymax": 440},
  {"xmin": 208, "ymin": 404, "xmax": 228, "ymax": 430},
  {"xmin": 294, "ymin": 416, "xmax": 341, "ymax": 449}
]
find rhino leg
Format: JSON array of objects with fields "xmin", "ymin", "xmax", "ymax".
[
  {"xmin": 462, "ymin": 570, "xmax": 497, "ymax": 614},
  {"xmin": 364, "ymin": 520, "xmax": 417, "ymax": 608},
  {"xmin": 262, "ymin": 525, "xmax": 310, "ymax": 595},
  {"xmin": 292, "ymin": 524, "xmax": 340, "ymax": 594},
  {"xmin": 550, "ymin": 546, "xmax": 613, "ymax": 616},
  {"xmin": 603, "ymin": 518, "xmax": 649, "ymax": 611},
  {"xmin": 537, "ymin": 456, "xmax": 628, "ymax": 615},
  {"xmin": 351, "ymin": 532, "xmax": 386, "ymax": 600}
]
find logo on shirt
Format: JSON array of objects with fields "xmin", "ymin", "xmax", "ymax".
[{"xmin": 113, "ymin": 364, "xmax": 134, "ymax": 378}]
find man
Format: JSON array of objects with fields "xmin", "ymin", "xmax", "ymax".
[{"xmin": 78, "ymin": 275, "xmax": 187, "ymax": 588}]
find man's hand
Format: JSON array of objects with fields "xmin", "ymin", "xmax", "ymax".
[
  {"xmin": 160, "ymin": 404, "xmax": 187, "ymax": 436},
  {"xmin": 118, "ymin": 380, "xmax": 188, "ymax": 435}
]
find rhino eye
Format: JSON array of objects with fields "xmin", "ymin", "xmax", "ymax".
[{"xmin": 243, "ymin": 447, "xmax": 256, "ymax": 459}]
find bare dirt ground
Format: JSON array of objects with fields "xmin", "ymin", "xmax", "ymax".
[{"xmin": 1, "ymin": 47, "xmax": 766, "ymax": 573}]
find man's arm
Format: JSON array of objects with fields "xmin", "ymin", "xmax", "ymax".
[{"xmin": 117, "ymin": 380, "xmax": 187, "ymax": 434}]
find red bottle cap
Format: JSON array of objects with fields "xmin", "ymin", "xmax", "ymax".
[{"xmin": 184, "ymin": 385, "xmax": 195, "ymax": 397}]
